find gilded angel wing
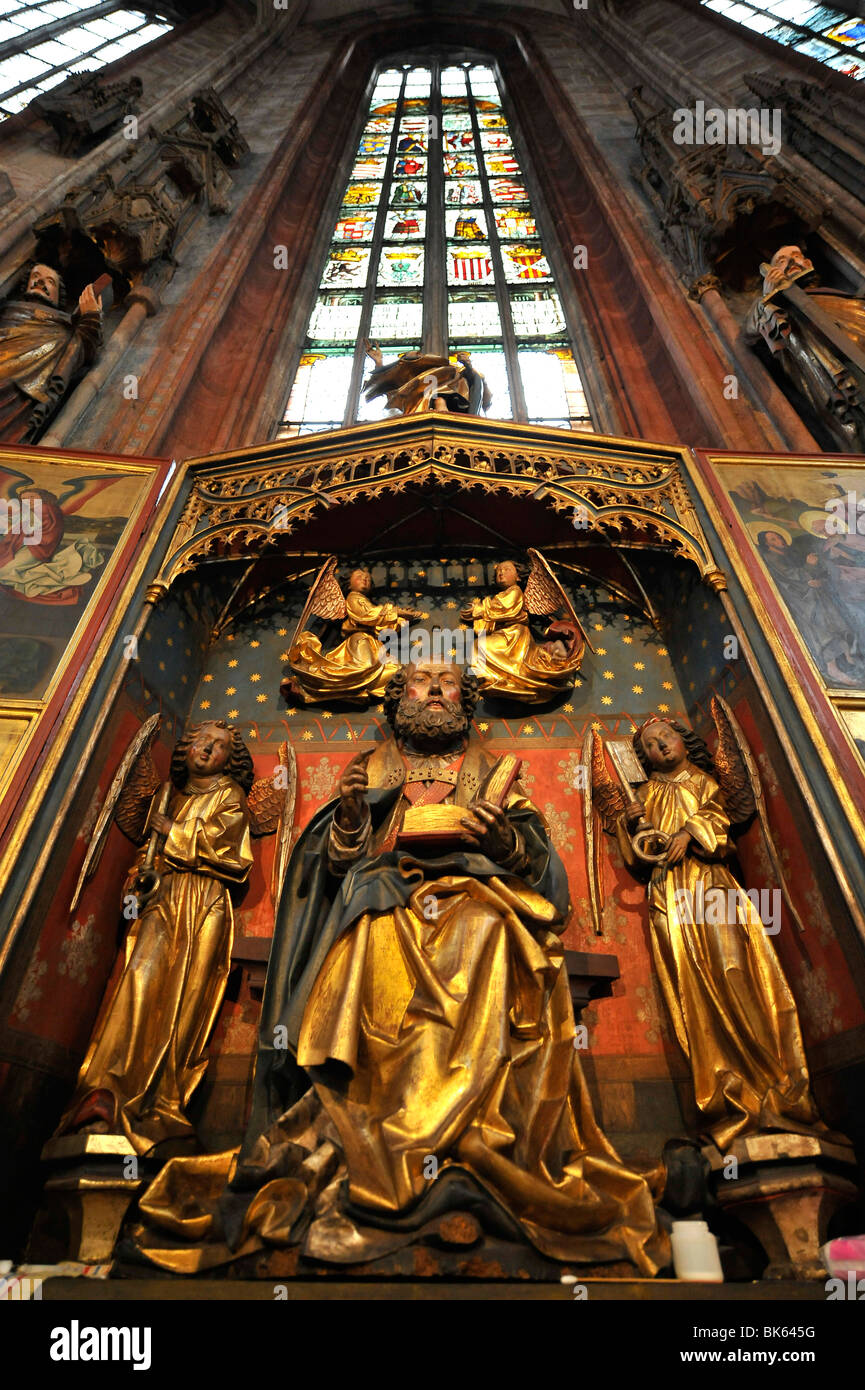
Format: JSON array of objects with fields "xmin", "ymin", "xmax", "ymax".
[
  {"xmin": 710, "ymin": 695, "xmax": 806, "ymax": 935},
  {"xmin": 69, "ymin": 714, "xmax": 161, "ymax": 912},
  {"xmin": 524, "ymin": 547, "xmax": 575, "ymax": 618},
  {"xmin": 710, "ymin": 694, "xmax": 757, "ymax": 825},
  {"xmin": 114, "ymin": 733, "xmax": 162, "ymax": 843},
  {"xmin": 247, "ymin": 771, "xmax": 286, "ymax": 837},
  {"xmin": 247, "ymin": 741, "xmax": 296, "ymax": 855},
  {"xmin": 524, "ymin": 548, "xmax": 593, "ymax": 655},
  {"xmin": 307, "ymin": 555, "xmax": 346, "ymax": 622},
  {"xmin": 581, "ymin": 731, "xmax": 632, "ymax": 938},
  {"xmin": 287, "ymin": 555, "xmax": 345, "ymax": 654},
  {"xmin": 590, "ymin": 731, "xmax": 628, "ymax": 834}
]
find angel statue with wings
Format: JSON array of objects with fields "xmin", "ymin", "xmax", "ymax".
[
  {"xmin": 57, "ymin": 716, "xmax": 293, "ymax": 1156},
  {"xmin": 462, "ymin": 550, "xmax": 590, "ymax": 702},
  {"xmin": 363, "ymin": 339, "xmax": 492, "ymax": 416},
  {"xmin": 282, "ymin": 558, "xmax": 424, "ymax": 706},
  {"xmin": 588, "ymin": 699, "xmax": 831, "ymax": 1152}
]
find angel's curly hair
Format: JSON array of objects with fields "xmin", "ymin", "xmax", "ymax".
[
  {"xmin": 384, "ymin": 663, "xmax": 481, "ymax": 727},
  {"xmin": 494, "ymin": 557, "xmax": 529, "ymax": 585},
  {"xmin": 18, "ymin": 260, "xmax": 67, "ymax": 309},
  {"xmin": 632, "ymin": 717, "xmax": 715, "ymax": 775},
  {"xmin": 341, "ymin": 565, "xmax": 374, "ymax": 587},
  {"xmin": 171, "ymin": 719, "xmax": 254, "ymax": 793}
]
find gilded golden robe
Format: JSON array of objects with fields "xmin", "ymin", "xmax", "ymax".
[
  {"xmin": 470, "ymin": 583, "xmax": 579, "ymax": 701},
  {"xmin": 618, "ymin": 766, "xmax": 824, "ymax": 1151},
  {"xmin": 0, "ymin": 298, "xmax": 101, "ymax": 442},
  {"xmin": 298, "ymin": 869, "xmax": 663, "ymax": 1267},
  {"xmin": 134, "ymin": 741, "xmax": 667, "ymax": 1274},
  {"xmin": 60, "ymin": 775, "xmax": 254, "ymax": 1155},
  {"xmin": 287, "ymin": 591, "xmax": 402, "ymax": 704}
]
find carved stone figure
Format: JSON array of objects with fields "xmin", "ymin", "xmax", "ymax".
[
  {"xmin": 0, "ymin": 263, "xmax": 102, "ymax": 443},
  {"xmin": 746, "ymin": 244, "xmax": 865, "ymax": 451},
  {"xmin": 57, "ymin": 718, "xmax": 289, "ymax": 1156},
  {"xmin": 131, "ymin": 663, "xmax": 667, "ymax": 1275},
  {"xmin": 463, "ymin": 549, "xmax": 588, "ymax": 702},
  {"xmin": 363, "ymin": 339, "xmax": 492, "ymax": 415}
]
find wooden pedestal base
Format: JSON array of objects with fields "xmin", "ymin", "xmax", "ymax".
[
  {"xmin": 30, "ymin": 1135, "xmax": 145, "ymax": 1264},
  {"xmin": 703, "ymin": 1133, "xmax": 859, "ymax": 1280}
]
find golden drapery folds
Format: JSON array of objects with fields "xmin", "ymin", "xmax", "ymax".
[
  {"xmin": 287, "ymin": 590, "xmax": 401, "ymax": 705},
  {"xmin": 0, "ymin": 301, "xmax": 88, "ymax": 401},
  {"xmin": 132, "ymin": 741, "xmax": 667, "ymax": 1275},
  {"xmin": 617, "ymin": 767, "xmax": 825, "ymax": 1152},
  {"xmin": 59, "ymin": 776, "xmax": 254, "ymax": 1155},
  {"xmin": 470, "ymin": 582, "xmax": 581, "ymax": 701},
  {"xmin": 297, "ymin": 871, "xmax": 664, "ymax": 1269}
]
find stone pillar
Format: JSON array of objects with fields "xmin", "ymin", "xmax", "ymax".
[
  {"xmin": 690, "ymin": 275, "xmax": 819, "ymax": 453},
  {"xmin": 40, "ymin": 287, "xmax": 160, "ymax": 446}
]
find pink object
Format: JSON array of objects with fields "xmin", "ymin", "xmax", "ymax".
[{"xmin": 821, "ymin": 1236, "xmax": 865, "ymax": 1280}]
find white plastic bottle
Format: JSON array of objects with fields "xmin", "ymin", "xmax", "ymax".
[{"xmin": 670, "ymin": 1220, "xmax": 724, "ymax": 1282}]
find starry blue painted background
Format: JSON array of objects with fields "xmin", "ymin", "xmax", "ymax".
[{"xmin": 122, "ymin": 551, "xmax": 739, "ymax": 752}]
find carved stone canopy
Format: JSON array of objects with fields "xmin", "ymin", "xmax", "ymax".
[
  {"xmin": 32, "ymin": 73, "xmax": 143, "ymax": 158},
  {"xmin": 31, "ymin": 86, "xmax": 249, "ymax": 301},
  {"xmin": 746, "ymin": 70, "xmax": 865, "ymax": 209},
  {"xmin": 628, "ymin": 86, "xmax": 826, "ymax": 296}
]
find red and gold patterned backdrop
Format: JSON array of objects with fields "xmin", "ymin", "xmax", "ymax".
[{"xmin": 11, "ymin": 547, "xmax": 863, "ymax": 1161}]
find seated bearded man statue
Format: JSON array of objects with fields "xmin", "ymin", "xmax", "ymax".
[{"xmin": 134, "ymin": 662, "xmax": 666, "ymax": 1275}]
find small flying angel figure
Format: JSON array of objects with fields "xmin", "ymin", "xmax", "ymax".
[
  {"xmin": 461, "ymin": 548, "xmax": 590, "ymax": 702},
  {"xmin": 585, "ymin": 697, "xmax": 831, "ymax": 1151},
  {"xmin": 281, "ymin": 556, "xmax": 425, "ymax": 706}
]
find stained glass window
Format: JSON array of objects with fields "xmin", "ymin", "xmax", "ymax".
[
  {"xmin": 0, "ymin": 4, "xmax": 173, "ymax": 118},
  {"xmin": 701, "ymin": 1, "xmax": 865, "ymax": 79},
  {"xmin": 282, "ymin": 59, "xmax": 594, "ymax": 436}
]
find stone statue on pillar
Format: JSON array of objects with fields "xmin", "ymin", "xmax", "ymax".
[
  {"xmin": 0, "ymin": 263, "xmax": 102, "ymax": 443},
  {"xmin": 746, "ymin": 244, "xmax": 865, "ymax": 451}
]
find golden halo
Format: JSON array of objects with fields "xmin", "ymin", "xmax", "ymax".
[
  {"xmin": 747, "ymin": 519, "xmax": 792, "ymax": 547},
  {"xmin": 797, "ymin": 508, "xmax": 835, "ymax": 538}
]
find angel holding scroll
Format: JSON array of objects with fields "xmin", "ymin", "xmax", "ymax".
[
  {"xmin": 589, "ymin": 700, "xmax": 828, "ymax": 1151},
  {"xmin": 282, "ymin": 559, "xmax": 424, "ymax": 706},
  {"xmin": 462, "ymin": 550, "xmax": 589, "ymax": 702},
  {"xmin": 57, "ymin": 717, "xmax": 291, "ymax": 1155}
]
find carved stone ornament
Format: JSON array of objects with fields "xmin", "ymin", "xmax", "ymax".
[
  {"xmin": 628, "ymin": 86, "xmax": 826, "ymax": 291},
  {"xmin": 688, "ymin": 273, "xmax": 723, "ymax": 303},
  {"xmin": 746, "ymin": 70, "xmax": 865, "ymax": 209},
  {"xmin": 32, "ymin": 88, "xmax": 249, "ymax": 296},
  {"xmin": 32, "ymin": 74, "xmax": 143, "ymax": 158}
]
